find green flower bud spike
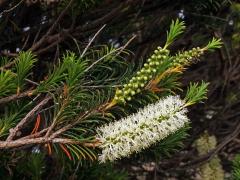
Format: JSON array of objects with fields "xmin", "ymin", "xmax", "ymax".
[
  {"xmin": 110, "ymin": 19, "xmax": 187, "ymax": 105},
  {"xmin": 112, "ymin": 47, "xmax": 169, "ymax": 104},
  {"xmin": 103, "ymin": 20, "xmax": 221, "ymax": 110},
  {"xmin": 173, "ymin": 38, "xmax": 222, "ymax": 67}
]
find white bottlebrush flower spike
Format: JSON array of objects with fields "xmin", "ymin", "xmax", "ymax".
[{"xmin": 96, "ymin": 95, "xmax": 189, "ymax": 163}]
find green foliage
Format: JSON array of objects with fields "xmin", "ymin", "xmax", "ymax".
[
  {"xmin": 0, "ymin": 102, "xmax": 33, "ymax": 138},
  {"xmin": 0, "ymin": 112, "xmax": 19, "ymax": 138},
  {"xmin": 156, "ymin": 70, "xmax": 182, "ymax": 93},
  {"xmin": 205, "ymin": 37, "xmax": 223, "ymax": 51},
  {"xmin": 85, "ymin": 45, "xmax": 132, "ymax": 86},
  {"xmin": 164, "ymin": 19, "xmax": 186, "ymax": 48},
  {"xmin": 15, "ymin": 51, "xmax": 36, "ymax": 91},
  {"xmin": 0, "ymin": 70, "xmax": 16, "ymax": 97},
  {"xmin": 232, "ymin": 154, "xmax": 240, "ymax": 180},
  {"xmin": 37, "ymin": 61, "xmax": 66, "ymax": 92},
  {"xmin": 0, "ymin": 51, "xmax": 37, "ymax": 97},
  {"xmin": 185, "ymin": 81, "xmax": 209, "ymax": 106},
  {"xmin": 154, "ymin": 126, "xmax": 189, "ymax": 157},
  {"xmin": 0, "ymin": 56, "xmax": 9, "ymax": 67},
  {"xmin": 63, "ymin": 52, "xmax": 87, "ymax": 88}
]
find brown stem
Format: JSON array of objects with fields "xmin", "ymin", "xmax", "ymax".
[
  {"xmin": 0, "ymin": 0, "xmax": 24, "ymax": 16},
  {"xmin": 6, "ymin": 95, "xmax": 52, "ymax": 141},
  {"xmin": 18, "ymin": 128, "xmax": 49, "ymax": 140},
  {"xmin": 0, "ymin": 137, "xmax": 100, "ymax": 149},
  {"xmin": 0, "ymin": 90, "xmax": 34, "ymax": 105},
  {"xmin": 80, "ymin": 24, "xmax": 106, "ymax": 58}
]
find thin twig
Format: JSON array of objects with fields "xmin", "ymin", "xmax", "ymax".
[
  {"xmin": 80, "ymin": 24, "xmax": 106, "ymax": 58},
  {"xmin": 0, "ymin": 0, "xmax": 24, "ymax": 16},
  {"xmin": 0, "ymin": 137, "xmax": 99, "ymax": 149},
  {"xmin": 80, "ymin": 85, "xmax": 122, "ymax": 88},
  {"xmin": 0, "ymin": 90, "xmax": 34, "ymax": 105},
  {"xmin": 116, "ymin": 34, "xmax": 136, "ymax": 56},
  {"xmin": 32, "ymin": 27, "xmax": 42, "ymax": 46},
  {"xmin": 18, "ymin": 128, "xmax": 49, "ymax": 140},
  {"xmin": 21, "ymin": 35, "xmax": 30, "ymax": 51},
  {"xmin": 6, "ymin": 95, "xmax": 52, "ymax": 141},
  {"xmin": 83, "ymin": 35, "xmax": 136, "ymax": 73},
  {"xmin": 50, "ymin": 106, "xmax": 99, "ymax": 139}
]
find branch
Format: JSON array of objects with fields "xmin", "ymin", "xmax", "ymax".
[
  {"xmin": 80, "ymin": 24, "xmax": 106, "ymax": 58},
  {"xmin": 0, "ymin": 90, "xmax": 34, "ymax": 105},
  {"xmin": 6, "ymin": 95, "xmax": 52, "ymax": 141},
  {"xmin": 83, "ymin": 35, "xmax": 136, "ymax": 73},
  {"xmin": 18, "ymin": 128, "xmax": 49, "ymax": 140},
  {"xmin": 0, "ymin": 0, "xmax": 24, "ymax": 16},
  {"xmin": 0, "ymin": 137, "xmax": 100, "ymax": 149}
]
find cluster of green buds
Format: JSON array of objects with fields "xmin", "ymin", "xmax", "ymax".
[
  {"xmin": 173, "ymin": 47, "xmax": 204, "ymax": 66},
  {"xmin": 113, "ymin": 47, "xmax": 169, "ymax": 103}
]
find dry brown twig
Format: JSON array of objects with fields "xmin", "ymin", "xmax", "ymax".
[
  {"xmin": 0, "ymin": 104, "xmax": 99, "ymax": 149},
  {"xmin": 0, "ymin": 90, "xmax": 34, "ymax": 105},
  {"xmin": 0, "ymin": 0, "xmax": 24, "ymax": 16},
  {"xmin": 0, "ymin": 137, "xmax": 100, "ymax": 149},
  {"xmin": 6, "ymin": 95, "xmax": 52, "ymax": 141}
]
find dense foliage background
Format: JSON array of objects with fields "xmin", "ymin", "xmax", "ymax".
[{"xmin": 0, "ymin": 0, "xmax": 240, "ymax": 179}]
